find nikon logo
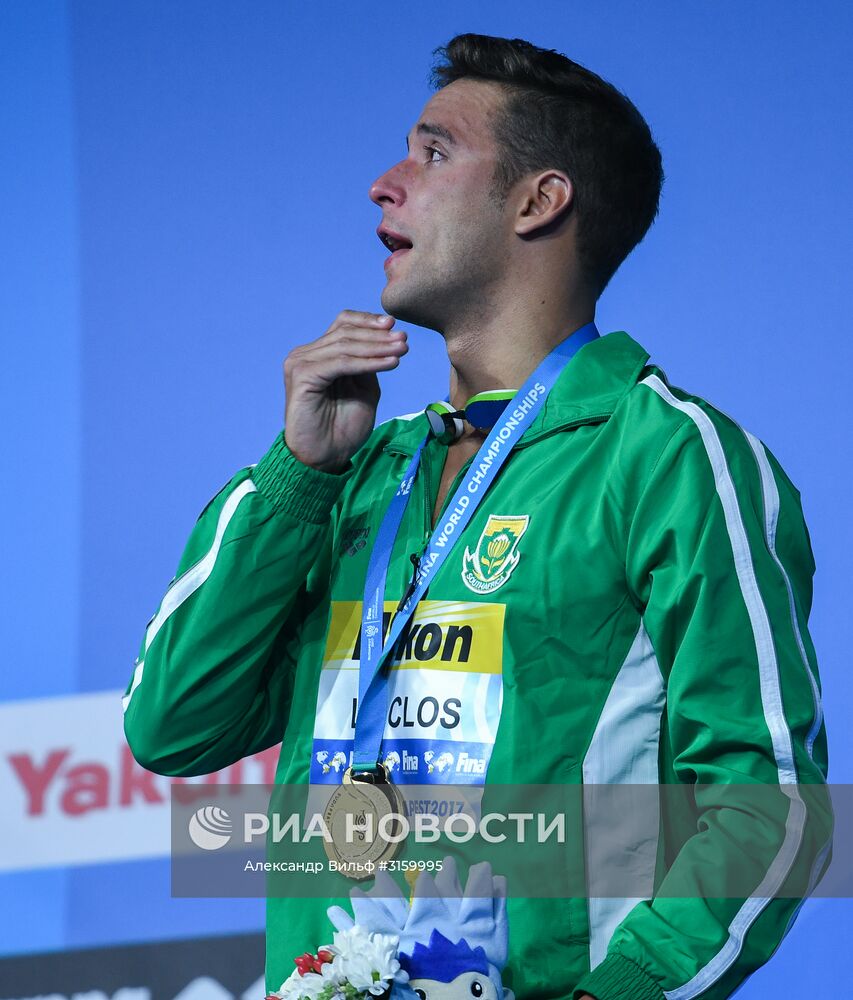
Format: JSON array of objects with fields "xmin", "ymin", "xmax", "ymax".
[
  {"xmin": 323, "ymin": 600, "xmax": 504, "ymax": 677},
  {"xmin": 351, "ymin": 610, "xmax": 472, "ymax": 665}
]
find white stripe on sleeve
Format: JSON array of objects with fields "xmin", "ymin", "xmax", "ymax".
[
  {"xmin": 122, "ymin": 478, "xmax": 258, "ymax": 713},
  {"xmin": 743, "ymin": 430, "xmax": 823, "ymax": 760},
  {"xmin": 641, "ymin": 375, "xmax": 806, "ymax": 1000}
]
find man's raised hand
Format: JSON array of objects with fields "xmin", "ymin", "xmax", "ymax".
[{"xmin": 283, "ymin": 311, "xmax": 408, "ymax": 473}]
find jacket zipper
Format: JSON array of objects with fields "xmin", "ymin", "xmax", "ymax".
[
  {"xmin": 429, "ymin": 455, "xmax": 475, "ymax": 533},
  {"xmin": 421, "ymin": 443, "xmax": 434, "ymax": 545},
  {"xmin": 397, "ymin": 445, "xmax": 474, "ymax": 609},
  {"xmin": 394, "ymin": 444, "xmax": 434, "ymax": 612}
]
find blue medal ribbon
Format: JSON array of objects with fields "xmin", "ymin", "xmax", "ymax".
[{"xmin": 352, "ymin": 322, "xmax": 600, "ymax": 775}]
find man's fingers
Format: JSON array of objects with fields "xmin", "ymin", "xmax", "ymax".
[
  {"xmin": 325, "ymin": 321, "xmax": 404, "ymax": 344},
  {"xmin": 298, "ymin": 353, "xmax": 404, "ymax": 385},
  {"xmin": 282, "ymin": 309, "xmax": 406, "ymax": 394},
  {"xmin": 333, "ymin": 310, "xmax": 393, "ymax": 328},
  {"xmin": 290, "ymin": 329, "xmax": 407, "ymax": 370},
  {"xmin": 281, "ymin": 311, "xmax": 400, "ymax": 470},
  {"xmin": 303, "ymin": 334, "xmax": 408, "ymax": 361}
]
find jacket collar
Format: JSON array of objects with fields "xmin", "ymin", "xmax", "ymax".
[{"xmin": 384, "ymin": 330, "xmax": 650, "ymax": 457}]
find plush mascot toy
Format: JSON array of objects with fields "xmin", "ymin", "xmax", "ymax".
[{"xmin": 327, "ymin": 859, "xmax": 514, "ymax": 1000}]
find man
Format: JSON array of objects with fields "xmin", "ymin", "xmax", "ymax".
[{"xmin": 123, "ymin": 33, "xmax": 829, "ymax": 1000}]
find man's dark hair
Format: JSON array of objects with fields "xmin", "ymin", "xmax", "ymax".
[{"xmin": 431, "ymin": 34, "xmax": 664, "ymax": 295}]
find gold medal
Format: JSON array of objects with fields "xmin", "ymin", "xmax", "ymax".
[{"xmin": 323, "ymin": 765, "xmax": 406, "ymax": 880}]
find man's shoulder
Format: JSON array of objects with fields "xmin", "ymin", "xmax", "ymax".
[
  {"xmin": 620, "ymin": 364, "xmax": 731, "ymax": 435},
  {"xmin": 615, "ymin": 365, "xmax": 799, "ymax": 497}
]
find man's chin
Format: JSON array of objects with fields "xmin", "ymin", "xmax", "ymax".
[{"xmin": 379, "ymin": 285, "xmax": 434, "ymax": 329}]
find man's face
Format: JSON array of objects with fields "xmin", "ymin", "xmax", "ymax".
[{"xmin": 369, "ymin": 78, "xmax": 512, "ymax": 332}]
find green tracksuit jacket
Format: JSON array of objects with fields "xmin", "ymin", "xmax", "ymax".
[{"xmin": 123, "ymin": 331, "xmax": 830, "ymax": 1000}]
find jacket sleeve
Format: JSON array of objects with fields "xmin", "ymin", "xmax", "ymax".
[
  {"xmin": 122, "ymin": 432, "xmax": 352, "ymax": 777},
  {"xmin": 574, "ymin": 391, "xmax": 832, "ymax": 1000}
]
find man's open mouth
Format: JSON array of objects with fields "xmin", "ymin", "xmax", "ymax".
[{"xmin": 377, "ymin": 227, "xmax": 414, "ymax": 258}]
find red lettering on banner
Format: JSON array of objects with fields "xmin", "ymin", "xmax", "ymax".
[
  {"xmin": 8, "ymin": 749, "xmax": 71, "ymax": 815},
  {"xmin": 60, "ymin": 762, "xmax": 110, "ymax": 816},
  {"xmin": 119, "ymin": 744, "xmax": 164, "ymax": 806},
  {"xmin": 8, "ymin": 741, "xmax": 282, "ymax": 820}
]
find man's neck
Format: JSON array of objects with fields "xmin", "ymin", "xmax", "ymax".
[{"xmin": 445, "ymin": 306, "xmax": 596, "ymax": 410}]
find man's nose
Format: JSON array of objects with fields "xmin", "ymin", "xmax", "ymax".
[{"xmin": 368, "ymin": 160, "xmax": 408, "ymax": 206}]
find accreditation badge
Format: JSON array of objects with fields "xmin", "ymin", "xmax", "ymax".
[{"xmin": 322, "ymin": 765, "xmax": 405, "ymax": 880}]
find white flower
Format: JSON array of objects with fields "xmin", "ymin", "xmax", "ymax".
[
  {"xmin": 275, "ymin": 925, "xmax": 408, "ymax": 1000},
  {"xmin": 328, "ymin": 926, "xmax": 407, "ymax": 994},
  {"xmin": 317, "ymin": 953, "xmax": 351, "ymax": 992},
  {"xmin": 275, "ymin": 969, "xmax": 327, "ymax": 1000}
]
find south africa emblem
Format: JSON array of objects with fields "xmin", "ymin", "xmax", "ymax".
[{"xmin": 462, "ymin": 514, "xmax": 530, "ymax": 594}]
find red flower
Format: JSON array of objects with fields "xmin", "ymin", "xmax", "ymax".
[
  {"xmin": 294, "ymin": 949, "xmax": 334, "ymax": 976},
  {"xmin": 294, "ymin": 953, "xmax": 316, "ymax": 976}
]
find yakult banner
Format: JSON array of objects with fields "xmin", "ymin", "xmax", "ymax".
[{"xmin": 0, "ymin": 689, "xmax": 279, "ymax": 872}]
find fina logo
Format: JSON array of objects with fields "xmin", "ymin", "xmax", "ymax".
[
  {"xmin": 188, "ymin": 805, "xmax": 232, "ymax": 850},
  {"xmin": 424, "ymin": 750, "xmax": 455, "ymax": 774}
]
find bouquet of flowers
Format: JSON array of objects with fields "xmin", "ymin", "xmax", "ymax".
[{"xmin": 267, "ymin": 926, "xmax": 414, "ymax": 1000}]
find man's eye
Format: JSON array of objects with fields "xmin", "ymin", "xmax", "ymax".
[{"xmin": 423, "ymin": 145, "xmax": 444, "ymax": 162}]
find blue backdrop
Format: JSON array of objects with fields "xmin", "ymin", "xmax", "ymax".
[{"xmin": 2, "ymin": 0, "xmax": 850, "ymax": 993}]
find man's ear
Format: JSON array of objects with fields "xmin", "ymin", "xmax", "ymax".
[{"xmin": 514, "ymin": 171, "xmax": 574, "ymax": 237}]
